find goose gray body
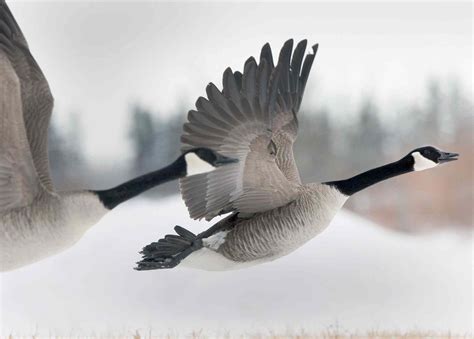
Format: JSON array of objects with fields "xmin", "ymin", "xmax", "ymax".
[
  {"xmin": 181, "ymin": 184, "xmax": 346, "ymax": 270},
  {"xmin": 0, "ymin": 192, "xmax": 107, "ymax": 271},
  {"xmin": 0, "ymin": 2, "xmax": 234, "ymax": 271},
  {"xmin": 137, "ymin": 39, "xmax": 458, "ymax": 271}
]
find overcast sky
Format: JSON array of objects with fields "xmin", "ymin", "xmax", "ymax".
[{"xmin": 8, "ymin": 1, "xmax": 472, "ymax": 165}]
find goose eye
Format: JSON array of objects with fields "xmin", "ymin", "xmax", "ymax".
[{"xmin": 268, "ymin": 140, "xmax": 277, "ymax": 156}]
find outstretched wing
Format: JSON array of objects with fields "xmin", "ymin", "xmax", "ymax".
[
  {"xmin": 0, "ymin": 2, "xmax": 55, "ymax": 192},
  {"xmin": 180, "ymin": 39, "xmax": 318, "ymax": 220},
  {"xmin": 262, "ymin": 40, "xmax": 318, "ymax": 184}
]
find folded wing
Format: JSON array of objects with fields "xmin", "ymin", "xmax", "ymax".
[{"xmin": 180, "ymin": 39, "xmax": 318, "ymax": 220}]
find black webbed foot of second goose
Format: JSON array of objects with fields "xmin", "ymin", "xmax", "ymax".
[{"xmin": 135, "ymin": 226, "xmax": 203, "ymax": 270}]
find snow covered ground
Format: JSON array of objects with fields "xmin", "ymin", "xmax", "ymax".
[{"xmin": 0, "ymin": 196, "xmax": 472, "ymax": 336}]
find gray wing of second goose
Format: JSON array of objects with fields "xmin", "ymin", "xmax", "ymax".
[
  {"xmin": 180, "ymin": 39, "xmax": 318, "ymax": 220},
  {"xmin": 0, "ymin": 2, "xmax": 55, "ymax": 192}
]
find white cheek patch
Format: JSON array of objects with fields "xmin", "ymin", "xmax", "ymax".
[
  {"xmin": 412, "ymin": 151, "xmax": 437, "ymax": 171},
  {"xmin": 184, "ymin": 153, "xmax": 217, "ymax": 176}
]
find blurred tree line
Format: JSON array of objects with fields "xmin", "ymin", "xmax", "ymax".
[
  {"xmin": 294, "ymin": 80, "xmax": 472, "ymax": 232},
  {"xmin": 49, "ymin": 79, "xmax": 472, "ymax": 232}
]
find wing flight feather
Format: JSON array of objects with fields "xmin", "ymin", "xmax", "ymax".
[
  {"xmin": 0, "ymin": 52, "xmax": 40, "ymax": 213},
  {"xmin": 180, "ymin": 39, "xmax": 318, "ymax": 220},
  {"xmin": 0, "ymin": 2, "xmax": 55, "ymax": 192}
]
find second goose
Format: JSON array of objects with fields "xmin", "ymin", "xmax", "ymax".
[{"xmin": 137, "ymin": 39, "xmax": 459, "ymax": 271}]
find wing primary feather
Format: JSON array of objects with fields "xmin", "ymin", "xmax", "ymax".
[
  {"xmin": 234, "ymin": 71, "xmax": 243, "ymax": 90},
  {"xmin": 206, "ymin": 83, "xmax": 241, "ymax": 125},
  {"xmin": 242, "ymin": 57, "xmax": 258, "ymax": 116},
  {"xmin": 0, "ymin": 2, "xmax": 28, "ymax": 47},
  {"xmin": 240, "ymin": 94, "xmax": 253, "ymax": 117},
  {"xmin": 257, "ymin": 59, "xmax": 270, "ymax": 122},
  {"xmin": 243, "ymin": 57, "xmax": 257, "ymax": 97},
  {"xmin": 267, "ymin": 65, "xmax": 281, "ymax": 114},
  {"xmin": 0, "ymin": 32, "xmax": 14, "ymax": 56},
  {"xmin": 0, "ymin": 18, "xmax": 12, "ymax": 38},
  {"xmin": 183, "ymin": 122, "xmax": 227, "ymax": 139},
  {"xmin": 181, "ymin": 134, "xmax": 221, "ymax": 148},
  {"xmin": 233, "ymin": 69, "xmax": 255, "ymax": 120},
  {"xmin": 277, "ymin": 39, "xmax": 293, "ymax": 96},
  {"xmin": 195, "ymin": 96, "xmax": 235, "ymax": 128},
  {"xmin": 222, "ymin": 68, "xmax": 246, "ymax": 120},
  {"xmin": 290, "ymin": 39, "xmax": 307, "ymax": 93},
  {"xmin": 223, "ymin": 68, "xmax": 241, "ymax": 108},
  {"xmin": 207, "ymin": 82, "xmax": 230, "ymax": 112},
  {"xmin": 188, "ymin": 108, "xmax": 232, "ymax": 131},
  {"xmin": 259, "ymin": 42, "xmax": 274, "ymax": 69}
]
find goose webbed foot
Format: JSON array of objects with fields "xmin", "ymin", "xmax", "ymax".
[{"xmin": 135, "ymin": 226, "xmax": 203, "ymax": 270}]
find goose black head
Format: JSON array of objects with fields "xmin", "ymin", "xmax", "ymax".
[
  {"xmin": 408, "ymin": 146, "xmax": 459, "ymax": 171},
  {"xmin": 182, "ymin": 148, "xmax": 238, "ymax": 176}
]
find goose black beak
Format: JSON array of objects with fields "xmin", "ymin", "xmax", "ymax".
[{"xmin": 438, "ymin": 152, "xmax": 459, "ymax": 164}]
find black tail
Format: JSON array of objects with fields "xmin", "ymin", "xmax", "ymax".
[{"xmin": 135, "ymin": 226, "xmax": 203, "ymax": 270}]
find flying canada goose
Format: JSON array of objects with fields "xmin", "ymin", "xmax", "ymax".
[
  {"xmin": 0, "ymin": 2, "xmax": 236, "ymax": 272},
  {"xmin": 136, "ymin": 39, "xmax": 459, "ymax": 271}
]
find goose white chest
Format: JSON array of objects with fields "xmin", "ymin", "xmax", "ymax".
[{"xmin": 0, "ymin": 191, "xmax": 108, "ymax": 272}]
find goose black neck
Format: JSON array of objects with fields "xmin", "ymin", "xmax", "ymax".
[
  {"xmin": 325, "ymin": 156, "xmax": 414, "ymax": 196},
  {"xmin": 94, "ymin": 156, "xmax": 186, "ymax": 210}
]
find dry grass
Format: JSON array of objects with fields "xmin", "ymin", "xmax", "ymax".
[{"xmin": 5, "ymin": 330, "xmax": 472, "ymax": 339}]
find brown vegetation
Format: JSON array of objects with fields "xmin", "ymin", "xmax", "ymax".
[{"xmin": 7, "ymin": 330, "xmax": 472, "ymax": 339}]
